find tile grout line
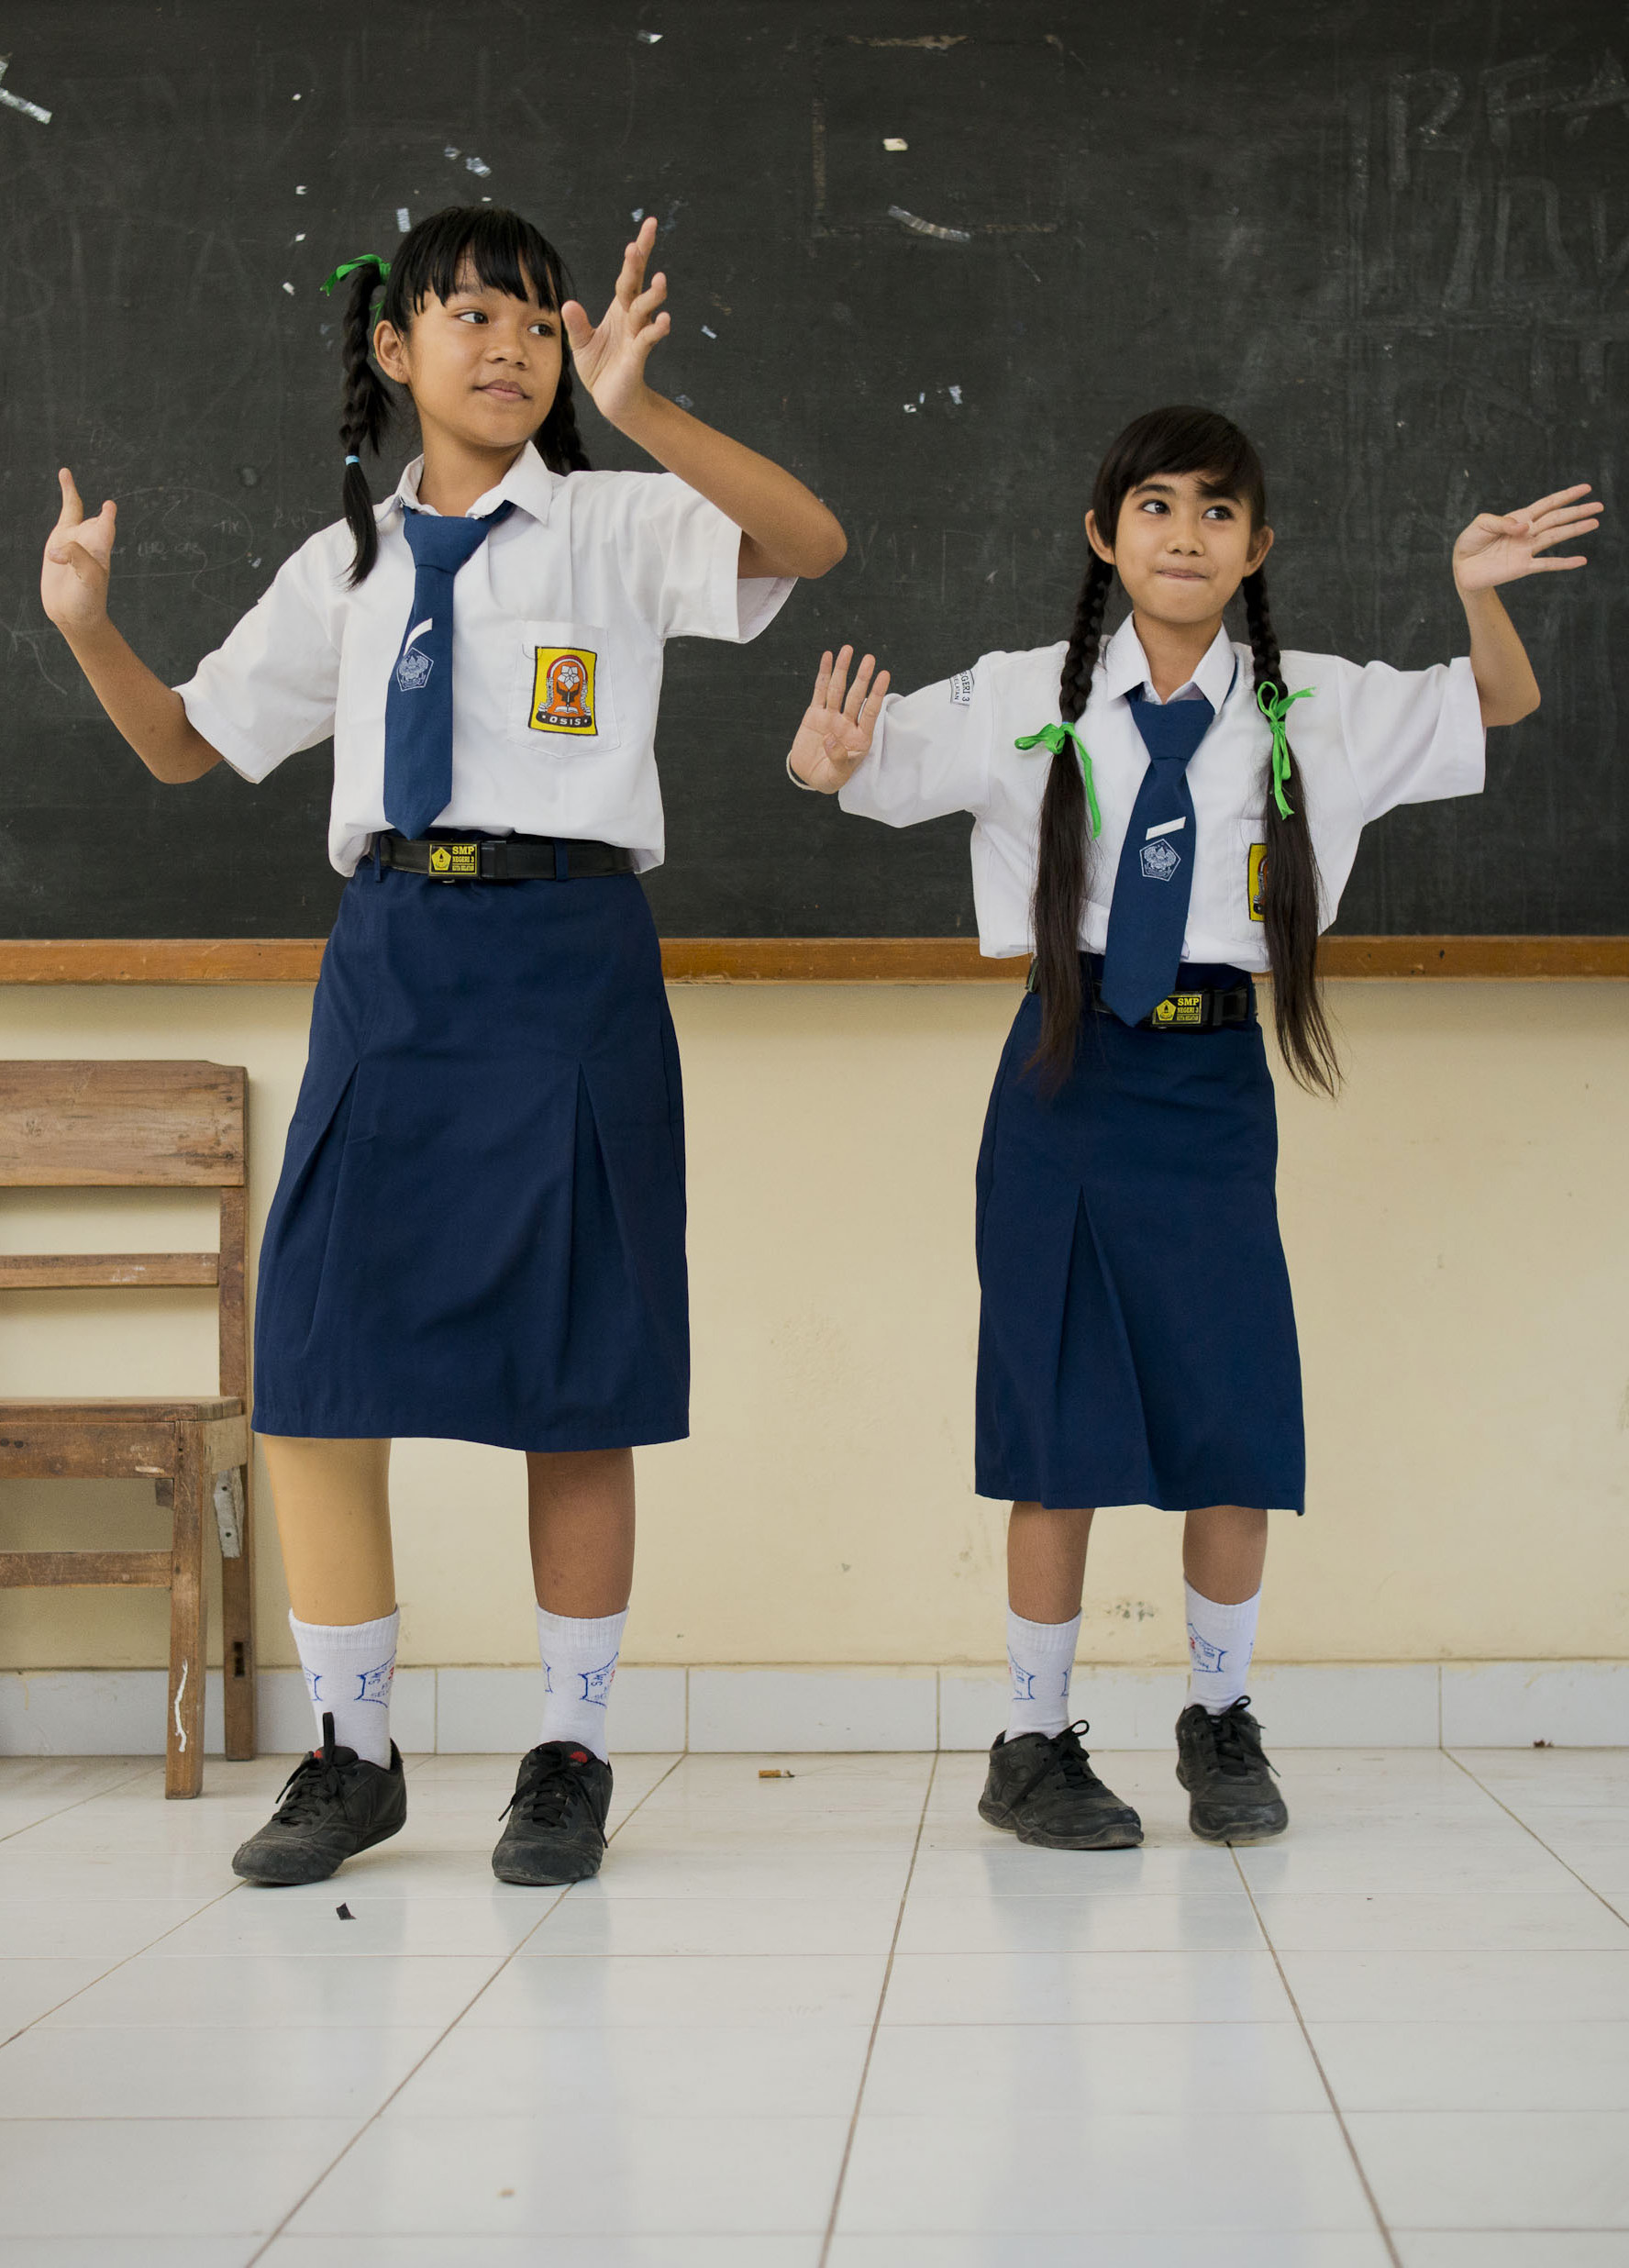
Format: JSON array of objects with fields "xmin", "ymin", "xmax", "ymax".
[
  {"xmin": 0, "ymin": 1758, "xmax": 151, "ymax": 1847},
  {"xmin": 0, "ymin": 1774, "xmax": 257, "ymax": 2050},
  {"xmin": 240, "ymin": 1748, "xmax": 686, "ymax": 2265},
  {"xmin": 1229, "ymin": 1849, "xmax": 1402, "ymax": 2268},
  {"xmin": 818, "ymin": 1749, "xmax": 939, "ymax": 2268},
  {"xmin": 1443, "ymin": 1748, "xmax": 1629, "ymax": 1927}
]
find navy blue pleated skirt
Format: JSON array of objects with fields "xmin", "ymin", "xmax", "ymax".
[
  {"xmin": 974, "ymin": 960, "xmax": 1304, "ymax": 1513},
  {"xmin": 253, "ymin": 861, "xmax": 688, "ymax": 1451}
]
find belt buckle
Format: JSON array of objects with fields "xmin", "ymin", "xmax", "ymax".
[
  {"xmin": 1149, "ymin": 991, "xmax": 1205, "ymax": 1029},
  {"xmin": 427, "ymin": 840, "xmax": 480, "ymax": 881}
]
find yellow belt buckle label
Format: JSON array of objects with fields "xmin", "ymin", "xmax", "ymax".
[
  {"xmin": 1247, "ymin": 841, "xmax": 1268, "ymax": 923},
  {"xmin": 529, "ymin": 646, "xmax": 598, "ymax": 735},
  {"xmin": 428, "ymin": 841, "xmax": 479, "ymax": 877}
]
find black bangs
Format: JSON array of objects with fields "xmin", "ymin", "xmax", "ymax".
[
  {"xmin": 1092, "ymin": 406, "xmax": 1269, "ymax": 534},
  {"xmin": 380, "ymin": 205, "xmax": 572, "ymax": 328}
]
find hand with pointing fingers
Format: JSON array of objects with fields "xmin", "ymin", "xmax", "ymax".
[
  {"xmin": 787, "ymin": 646, "xmax": 891, "ymax": 793},
  {"xmin": 560, "ymin": 216, "xmax": 673, "ymax": 430},
  {"xmin": 41, "ymin": 469, "xmax": 117, "ymax": 637},
  {"xmin": 1453, "ymin": 483, "xmax": 1603, "ymax": 594}
]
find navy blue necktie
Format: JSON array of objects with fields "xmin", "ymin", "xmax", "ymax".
[
  {"xmin": 1098, "ymin": 689, "xmax": 1215, "ymax": 1027},
  {"xmin": 382, "ymin": 501, "xmax": 515, "ymax": 839}
]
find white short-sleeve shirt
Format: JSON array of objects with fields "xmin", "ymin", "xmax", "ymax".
[
  {"xmin": 837, "ymin": 615, "xmax": 1486, "ymax": 968},
  {"xmin": 176, "ymin": 441, "xmax": 794, "ymax": 876}
]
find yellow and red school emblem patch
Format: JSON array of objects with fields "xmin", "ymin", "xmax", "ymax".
[
  {"xmin": 1247, "ymin": 842, "xmax": 1268, "ymax": 923},
  {"xmin": 529, "ymin": 646, "xmax": 598, "ymax": 735}
]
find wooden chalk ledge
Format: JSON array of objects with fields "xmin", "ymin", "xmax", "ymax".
[{"xmin": 0, "ymin": 938, "xmax": 1623, "ymax": 984}]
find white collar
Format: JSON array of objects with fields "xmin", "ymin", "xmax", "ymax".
[
  {"xmin": 1100, "ymin": 616, "xmax": 1236, "ymax": 710},
  {"xmin": 378, "ymin": 439, "xmax": 559, "ymax": 527}
]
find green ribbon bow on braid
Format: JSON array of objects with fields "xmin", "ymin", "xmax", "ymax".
[
  {"xmin": 1256, "ymin": 679, "xmax": 1314, "ymax": 819},
  {"xmin": 320, "ymin": 255, "xmax": 392, "ymax": 297},
  {"xmin": 1014, "ymin": 720, "xmax": 1102, "ymax": 838}
]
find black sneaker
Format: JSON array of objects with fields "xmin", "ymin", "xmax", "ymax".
[
  {"xmin": 1175, "ymin": 1698, "xmax": 1290, "ymax": 1843},
  {"xmin": 232, "ymin": 1713, "xmax": 407, "ymax": 1886},
  {"xmin": 978, "ymin": 1722, "xmax": 1143, "ymax": 1851},
  {"xmin": 492, "ymin": 1740, "xmax": 613, "ymax": 1885}
]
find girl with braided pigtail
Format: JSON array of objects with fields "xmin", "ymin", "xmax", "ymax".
[
  {"xmin": 334, "ymin": 220, "xmax": 593, "ymax": 586},
  {"xmin": 42, "ymin": 201, "xmax": 845, "ymax": 1891},
  {"xmin": 786, "ymin": 404, "xmax": 1597, "ymax": 1852}
]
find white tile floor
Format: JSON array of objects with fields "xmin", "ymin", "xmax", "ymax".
[{"xmin": 0, "ymin": 1745, "xmax": 1625, "ymax": 2263}]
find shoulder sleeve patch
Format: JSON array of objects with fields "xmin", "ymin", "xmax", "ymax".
[{"xmin": 949, "ymin": 669, "xmax": 975, "ymax": 707}]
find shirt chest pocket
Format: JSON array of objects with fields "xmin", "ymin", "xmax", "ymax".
[{"xmin": 512, "ymin": 619, "xmax": 620, "ymax": 754}]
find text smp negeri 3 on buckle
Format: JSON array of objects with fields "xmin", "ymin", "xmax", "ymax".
[
  {"xmin": 1150, "ymin": 992, "xmax": 1205, "ymax": 1028},
  {"xmin": 427, "ymin": 841, "xmax": 481, "ymax": 880}
]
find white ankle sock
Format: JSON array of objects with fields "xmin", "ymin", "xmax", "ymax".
[
  {"xmin": 537, "ymin": 1605, "xmax": 626, "ymax": 1763},
  {"xmin": 288, "ymin": 1607, "xmax": 398, "ymax": 1767},
  {"xmin": 1005, "ymin": 1608, "xmax": 1080, "ymax": 1741},
  {"xmin": 1185, "ymin": 1583, "xmax": 1259, "ymax": 1715}
]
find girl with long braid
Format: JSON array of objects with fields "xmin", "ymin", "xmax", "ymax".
[
  {"xmin": 41, "ymin": 204, "xmax": 844, "ymax": 1886},
  {"xmin": 787, "ymin": 406, "xmax": 1596, "ymax": 1850}
]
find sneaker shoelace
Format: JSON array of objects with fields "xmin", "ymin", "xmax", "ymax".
[
  {"xmin": 270, "ymin": 1716, "xmax": 349, "ymax": 1825},
  {"xmin": 1208, "ymin": 1701, "xmax": 1278, "ymax": 1781},
  {"xmin": 1013, "ymin": 1720, "xmax": 1102, "ymax": 1803},
  {"xmin": 501, "ymin": 1746, "xmax": 592, "ymax": 1830}
]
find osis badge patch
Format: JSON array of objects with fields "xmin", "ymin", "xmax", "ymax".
[
  {"xmin": 1139, "ymin": 838, "xmax": 1182, "ymax": 883},
  {"xmin": 394, "ymin": 644, "xmax": 433, "ymax": 694},
  {"xmin": 529, "ymin": 645, "xmax": 598, "ymax": 735},
  {"xmin": 1247, "ymin": 841, "xmax": 1268, "ymax": 923}
]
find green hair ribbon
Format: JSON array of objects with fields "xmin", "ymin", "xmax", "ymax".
[
  {"xmin": 1014, "ymin": 720, "xmax": 1102, "ymax": 839},
  {"xmin": 321, "ymin": 255, "xmax": 392, "ymax": 297},
  {"xmin": 1256, "ymin": 679, "xmax": 1314, "ymax": 819}
]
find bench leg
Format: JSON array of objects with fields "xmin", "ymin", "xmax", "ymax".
[
  {"xmin": 221, "ymin": 1462, "xmax": 257, "ymax": 1762},
  {"xmin": 165, "ymin": 1431, "xmax": 207, "ymax": 1799}
]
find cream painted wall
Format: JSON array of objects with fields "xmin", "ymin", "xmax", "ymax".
[{"xmin": 0, "ymin": 979, "xmax": 1623, "ymax": 1676}]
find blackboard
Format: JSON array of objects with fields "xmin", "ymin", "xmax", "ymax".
[{"xmin": 0, "ymin": 0, "xmax": 1622, "ymax": 941}]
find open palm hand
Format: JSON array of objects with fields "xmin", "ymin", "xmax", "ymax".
[
  {"xmin": 1454, "ymin": 484, "xmax": 1602, "ymax": 593},
  {"xmin": 787, "ymin": 646, "xmax": 891, "ymax": 794},
  {"xmin": 560, "ymin": 217, "xmax": 671, "ymax": 428}
]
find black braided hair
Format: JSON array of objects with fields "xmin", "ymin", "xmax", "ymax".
[
  {"xmin": 1242, "ymin": 567, "xmax": 1338, "ymax": 1095},
  {"xmin": 338, "ymin": 259, "xmax": 393, "ymax": 584},
  {"xmin": 1027, "ymin": 405, "xmax": 1341, "ymax": 1095},
  {"xmin": 1030, "ymin": 552, "xmax": 1113, "ymax": 1082},
  {"xmin": 537, "ymin": 357, "xmax": 592, "ymax": 475},
  {"xmin": 337, "ymin": 205, "xmax": 590, "ymax": 584}
]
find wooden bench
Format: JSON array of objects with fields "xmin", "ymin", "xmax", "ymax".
[{"xmin": 0, "ymin": 1061, "xmax": 256, "ymax": 1796}]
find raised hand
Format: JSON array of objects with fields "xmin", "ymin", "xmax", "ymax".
[
  {"xmin": 41, "ymin": 469, "xmax": 117, "ymax": 636},
  {"xmin": 560, "ymin": 216, "xmax": 672, "ymax": 428},
  {"xmin": 787, "ymin": 646, "xmax": 891, "ymax": 793},
  {"xmin": 1453, "ymin": 484, "xmax": 1602, "ymax": 593}
]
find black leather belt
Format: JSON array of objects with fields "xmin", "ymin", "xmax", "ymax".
[
  {"xmin": 1025, "ymin": 962, "xmax": 1256, "ymax": 1030},
  {"xmin": 377, "ymin": 832, "xmax": 635, "ymax": 883},
  {"xmin": 1095, "ymin": 972, "xmax": 1255, "ymax": 1031}
]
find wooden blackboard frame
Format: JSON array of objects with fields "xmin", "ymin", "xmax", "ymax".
[{"xmin": 0, "ymin": 939, "xmax": 1623, "ymax": 984}]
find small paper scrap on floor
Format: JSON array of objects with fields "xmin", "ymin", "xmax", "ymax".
[
  {"xmin": 883, "ymin": 138, "xmax": 908, "ymax": 150},
  {"xmin": 336, "ymin": 1903, "xmax": 354, "ymax": 1919},
  {"xmin": 759, "ymin": 1767, "xmax": 794, "ymax": 1779}
]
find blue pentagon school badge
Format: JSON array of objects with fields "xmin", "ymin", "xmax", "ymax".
[
  {"xmin": 1140, "ymin": 838, "xmax": 1182, "ymax": 883},
  {"xmin": 395, "ymin": 646, "xmax": 433, "ymax": 693}
]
